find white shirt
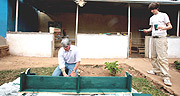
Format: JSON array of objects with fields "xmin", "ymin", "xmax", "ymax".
[
  {"xmin": 149, "ymin": 12, "xmax": 170, "ymax": 36},
  {"xmin": 58, "ymin": 45, "xmax": 81, "ymax": 69}
]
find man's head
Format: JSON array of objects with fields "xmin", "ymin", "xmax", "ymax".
[
  {"xmin": 148, "ymin": 2, "xmax": 160, "ymax": 15},
  {"xmin": 61, "ymin": 38, "xmax": 71, "ymax": 51}
]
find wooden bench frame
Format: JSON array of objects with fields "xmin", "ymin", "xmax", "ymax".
[
  {"xmin": 19, "ymin": 68, "xmax": 152, "ymax": 96},
  {"xmin": 20, "ymin": 68, "xmax": 132, "ymax": 94}
]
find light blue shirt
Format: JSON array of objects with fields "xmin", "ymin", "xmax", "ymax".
[{"xmin": 58, "ymin": 45, "xmax": 81, "ymax": 69}]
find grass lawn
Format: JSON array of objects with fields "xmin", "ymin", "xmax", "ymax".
[{"xmin": 0, "ymin": 67, "xmax": 167, "ymax": 96}]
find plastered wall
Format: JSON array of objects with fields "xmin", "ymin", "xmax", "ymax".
[
  {"xmin": 77, "ymin": 34, "xmax": 128, "ymax": 58},
  {"xmin": 6, "ymin": 33, "xmax": 54, "ymax": 57},
  {"xmin": 167, "ymin": 37, "xmax": 180, "ymax": 58}
]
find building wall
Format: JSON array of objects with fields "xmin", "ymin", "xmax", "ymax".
[
  {"xmin": 167, "ymin": 37, "xmax": 180, "ymax": 58},
  {"xmin": 48, "ymin": 13, "xmax": 76, "ymax": 39},
  {"xmin": 0, "ymin": 0, "xmax": 8, "ymax": 38},
  {"xmin": 79, "ymin": 14, "xmax": 128, "ymax": 33},
  {"xmin": 77, "ymin": 34, "xmax": 128, "ymax": 58},
  {"xmin": 7, "ymin": 33, "xmax": 54, "ymax": 57},
  {"xmin": 38, "ymin": 11, "xmax": 53, "ymax": 32},
  {"xmin": 40, "ymin": 6, "xmax": 151, "ymax": 43},
  {"xmin": 47, "ymin": 12, "xmax": 147, "ymax": 40}
]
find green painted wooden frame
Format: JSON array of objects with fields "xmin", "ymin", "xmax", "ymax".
[
  {"xmin": 132, "ymin": 93, "xmax": 152, "ymax": 96},
  {"xmin": 20, "ymin": 68, "xmax": 132, "ymax": 94}
]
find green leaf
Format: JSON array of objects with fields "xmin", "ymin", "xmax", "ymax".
[{"xmin": 104, "ymin": 61, "xmax": 123, "ymax": 76}]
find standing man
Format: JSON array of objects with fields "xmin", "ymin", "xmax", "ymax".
[
  {"xmin": 143, "ymin": 2, "xmax": 172, "ymax": 86},
  {"xmin": 52, "ymin": 38, "xmax": 81, "ymax": 77}
]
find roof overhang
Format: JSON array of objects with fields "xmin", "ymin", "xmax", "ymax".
[
  {"xmin": 22, "ymin": 0, "xmax": 180, "ymax": 14},
  {"xmin": 86, "ymin": 0, "xmax": 180, "ymax": 5}
]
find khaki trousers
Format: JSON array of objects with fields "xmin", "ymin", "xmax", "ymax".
[{"xmin": 151, "ymin": 37, "xmax": 170, "ymax": 79}]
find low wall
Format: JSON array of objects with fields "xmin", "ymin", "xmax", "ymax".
[
  {"xmin": 77, "ymin": 34, "xmax": 128, "ymax": 58},
  {"xmin": 167, "ymin": 37, "xmax": 180, "ymax": 58},
  {"xmin": 7, "ymin": 32, "xmax": 54, "ymax": 57}
]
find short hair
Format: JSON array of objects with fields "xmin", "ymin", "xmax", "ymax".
[
  {"xmin": 61, "ymin": 38, "xmax": 71, "ymax": 47},
  {"xmin": 148, "ymin": 2, "xmax": 160, "ymax": 10}
]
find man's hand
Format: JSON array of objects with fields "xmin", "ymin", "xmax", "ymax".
[
  {"xmin": 143, "ymin": 26, "xmax": 153, "ymax": 34},
  {"xmin": 62, "ymin": 72, "xmax": 69, "ymax": 77},
  {"xmin": 143, "ymin": 29, "xmax": 149, "ymax": 34},
  {"xmin": 69, "ymin": 71, "xmax": 76, "ymax": 77},
  {"xmin": 63, "ymin": 74, "xmax": 69, "ymax": 77},
  {"xmin": 61, "ymin": 68, "xmax": 69, "ymax": 77},
  {"xmin": 156, "ymin": 22, "xmax": 172, "ymax": 30}
]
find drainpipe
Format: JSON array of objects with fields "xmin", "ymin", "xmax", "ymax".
[
  {"xmin": 127, "ymin": 4, "xmax": 131, "ymax": 58},
  {"xmin": 177, "ymin": 10, "xmax": 180, "ymax": 36},
  {"xmin": 15, "ymin": 0, "xmax": 19, "ymax": 32},
  {"xmin": 75, "ymin": 5, "xmax": 79, "ymax": 46}
]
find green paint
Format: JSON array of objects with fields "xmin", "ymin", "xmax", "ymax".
[
  {"xmin": 26, "ymin": 76, "xmax": 77, "ymax": 90},
  {"xmin": 20, "ymin": 69, "xmax": 150, "ymax": 94},
  {"xmin": 133, "ymin": 93, "xmax": 152, "ymax": 96},
  {"xmin": 126, "ymin": 72, "xmax": 132, "ymax": 92},
  {"xmin": 77, "ymin": 73, "xmax": 80, "ymax": 93},
  {"xmin": 20, "ymin": 72, "xmax": 26, "ymax": 91}
]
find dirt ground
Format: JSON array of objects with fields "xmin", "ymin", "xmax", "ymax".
[
  {"xmin": 0, "ymin": 55, "xmax": 178, "ymax": 76},
  {"xmin": 0, "ymin": 55, "xmax": 138, "ymax": 77},
  {"xmin": 0, "ymin": 55, "xmax": 180, "ymax": 95},
  {"xmin": 0, "ymin": 56, "xmax": 58, "ymax": 71}
]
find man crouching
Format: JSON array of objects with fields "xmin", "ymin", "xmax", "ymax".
[{"xmin": 52, "ymin": 38, "xmax": 81, "ymax": 77}]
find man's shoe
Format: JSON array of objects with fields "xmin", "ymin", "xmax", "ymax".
[
  {"xmin": 164, "ymin": 79, "xmax": 172, "ymax": 86},
  {"xmin": 147, "ymin": 70, "xmax": 155, "ymax": 75}
]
